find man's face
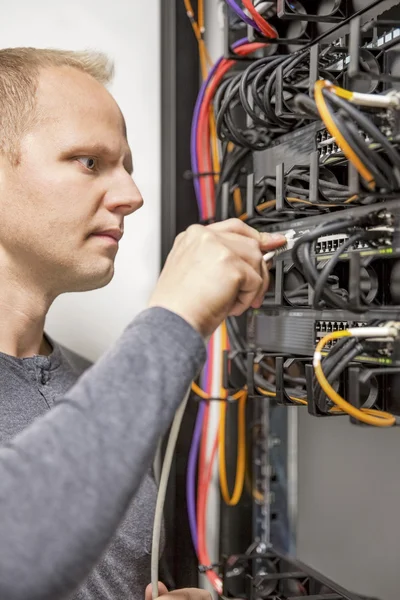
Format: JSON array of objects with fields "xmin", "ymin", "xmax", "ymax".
[{"xmin": 0, "ymin": 65, "xmax": 143, "ymax": 295}]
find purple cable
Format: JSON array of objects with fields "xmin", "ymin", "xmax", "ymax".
[
  {"xmin": 190, "ymin": 38, "xmax": 248, "ymax": 216},
  {"xmin": 224, "ymin": 0, "xmax": 262, "ymax": 32},
  {"xmin": 186, "ymin": 403, "xmax": 204, "ymax": 552},
  {"xmin": 186, "ymin": 350, "xmax": 211, "ymax": 553}
]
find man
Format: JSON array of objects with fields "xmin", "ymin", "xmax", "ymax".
[{"xmin": 0, "ymin": 48, "xmax": 284, "ymax": 600}]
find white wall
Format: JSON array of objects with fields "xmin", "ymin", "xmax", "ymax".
[{"xmin": 0, "ymin": 0, "xmax": 161, "ymax": 361}]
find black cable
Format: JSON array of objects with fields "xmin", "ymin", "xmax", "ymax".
[
  {"xmin": 312, "ymin": 232, "xmax": 364, "ymax": 309},
  {"xmin": 215, "ymin": 147, "xmax": 250, "ymax": 218},
  {"xmin": 320, "ymin": 94, "xmax": 390, "ymax": 189},
  {"xmin": 288, "ymin": 173, "xmax": 349, "ymax": 192},
  {"xmin": 216, "ymin": 73, "xmax": 266, "ymax": 150},
  {"xmin": 327, "ymin": 343, "xmax": 364, "ymax": 386},
  {"xmin": 314, "ymin": 340, "xmax": 362, "ymax": 411},
  {"xmin": 324, "ymin": 90, "xmax": 400, "ymax": 179},
  {"xmin": 314, "ymin": 337, "xmax": 359, "ymax": 408},
  {"xmin": 293, "ymin": 93, "xmax": 320, "ymax": 118},
  {"xmin": 239, "ymin": 55, "xmax": 284, "ymax": 126},
  {"xmin": 342, "ymin": 116, "xmax": 397, "ymax": 189},
  {"xmin": 303, "ymin": 239, "xmax": 351, "ymax": 310},
  {"xmin": 262, "ymin": 52, "xmax": 308, "ymax": 128},
  {"xmin": 292, "ymin": 218, "xmax": 363, "ymax": 310},
  {"xmin": 252, "ymin": 57, "xmax": 287, "ymax": 114},
  {"xmin": 226, "ymin": 317, "xmax": 306, "ymax": 390}
]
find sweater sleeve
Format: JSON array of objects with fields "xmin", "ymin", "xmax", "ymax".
[{"xmin": 0, "ymin": 307, "xmax": 206, "ymax": 600}]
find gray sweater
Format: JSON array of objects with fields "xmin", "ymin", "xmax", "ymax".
[{"xmin": 0, "ymin": 307, "xmax": 206, "ymax": 600}]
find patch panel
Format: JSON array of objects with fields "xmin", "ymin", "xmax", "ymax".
[
  {"xmin": 315, "ymin": 320, "xmax": 368, "ymax": 349},
  {"xmin": 249, "ymin": 308, "xmax": 400, "ymax": 364},
  {"xmin": 260, "ymin": 200, "xmax": 399, "ymax": 261},
  {"xmin": 314, "ymin": 229, "xmax": 391, "ymax": 255}
]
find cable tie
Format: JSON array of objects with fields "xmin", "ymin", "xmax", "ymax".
[
  {"xmin": 198, "ymin": 562, "xmax": 221, "ymax": 573},
  {"xmin": 313, "ymin": 352, "xmax": 322, "ymax": 367},
  {"xmin": 183, "ymin": 169, "xmax": 220, "ymax": 180},
  {"xmin": 191, "ymin": 394, "xmax": 236, "ymax": 404},
  {"xmin": 199, "ymin": 217, "xmax": 216, "ymax": 226}
]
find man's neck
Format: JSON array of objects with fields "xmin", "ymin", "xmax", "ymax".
[{"xmin": 0, "ymin": 278, "xmax": 54, "ymax": 358}]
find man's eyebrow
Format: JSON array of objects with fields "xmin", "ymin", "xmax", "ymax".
[{"xmin": 64, "ymin": 143, "xmax": 133, "ymax": 174}]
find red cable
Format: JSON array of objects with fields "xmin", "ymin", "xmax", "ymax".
[
  {"xmin": 196, "ymin": 334, "xmax": 222, "ymax": 592},
  {"xmin": 196, "ymin": 42, "xmax": 268, "ymax": 220},
  {"xmin": 198, "ymin": 431, "xmax": 220, "ymax": 592},
  {"xmin": 198, "ymin": 338, "xmax": 214, "ymax": 479},
  {"xmin": 242, "ymin": 0, "xmax": 277, "ymax": 38}
]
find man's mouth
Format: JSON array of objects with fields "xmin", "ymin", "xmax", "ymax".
[{"xmin": 90, "ymin": 229, "xmax": 123, "ymax": 244}]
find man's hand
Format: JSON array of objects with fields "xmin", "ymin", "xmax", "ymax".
[
  {"xmin": 149, "ymin": 219, "xmax": 285, "ymax": 338},
  {"xmin": 145, "ymin": 583, "xmax": 212, "ymax": 600}
]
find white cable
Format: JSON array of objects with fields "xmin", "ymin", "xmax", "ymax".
[
  {"xmin": 151, "ymin": 386, "xmax": 192, "ymax": 600},
  {"xmin": 349, "ymin": 90, "xmax": 400, "ymax": 109},
  {"xmin": 262, "ymin": 229, "xmax": 296, "ymax": 262},
  {"xmin": 347, "ymin": 325, "xmax": 398, "ymax": 338},
  {"xmin": 153, "ymin": 438, "xmax": 163, "ymax": 487}
]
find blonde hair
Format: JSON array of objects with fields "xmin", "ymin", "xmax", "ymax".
[{"xmin": 0, "ymin": 47, "xmax": 114, "ymax": 163}]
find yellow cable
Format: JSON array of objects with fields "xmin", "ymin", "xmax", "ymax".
[
  {"xmin": 191, "ymin": 381, "xmax": 244, "ymax": 401},
  {"xmin": 183, "ymin": 0, "xmax": 213, "ymax": 67},
  {"xmin": 314, "ymin": 331, "xmax": 396, "ymax": 427},
  {"xmin": 218, "ymin": 322, "xmax": 247, "ymax": 506},
  {"xmin": 183, "ymin": 0, "xmax": 201, "ymax": 41},
  {"xmin": 314, "ymin": 80, "xmax": 375, "ymax": 190},
  {"xmin": 238, "ymin": 193, "xmax": 360, "ymax": 220},
  {"xmin": 198, "ymin": 0, "xmax": 205, "ymax": 36},
  {"xmin": 245, "ymin": 458, "xmax": 264, "ymax": 503},
  {"xmin": 219, "ymin": 391, "xmax": 247, "ymax": 505},
  {"xmin": 233, "ymin": 187, "xmax": 243, "ymax": 216},
  {"xmin": 344, "ymin": 194, "xmax": 359, "ymax": 204},
  {"xmin": 238, "ymin": 197, "xmax": 314, "ymax": 221},
  {"xmin": 330, "ymin": 83, "xmax": 353, "ymax": 101},
  {"xmin": 256, "ymin": 386, "xmax": 308, "ymax": 406},
  {"xmin": 209, "ymin": 106, "xmax": 220, "ymax": 183}
]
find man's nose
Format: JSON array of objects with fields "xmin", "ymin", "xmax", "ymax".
[{"xmin": 104, "ymin": 176, "xmax": 144, "ymax": 216}]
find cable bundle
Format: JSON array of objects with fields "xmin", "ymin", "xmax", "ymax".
[
  {"xmin": 191, "ymin": 38, "xmax": 271, "ymax": 221},
  {"xmin": 214, "ymin": 51, "xmax": 311, "ymax": 151},
  {"xmin": 313, "ymin": 81, "xmax": 400, "ymax": 192},
  {"xmin": 313, "ymin": 326, "xmax": 397, "ymax": 427},
  {"xmin": 290, "ymin": 214, "xmax": 392, "ymax": 311}
]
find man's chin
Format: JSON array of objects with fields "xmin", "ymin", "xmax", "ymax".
[{"xmin": 70, "ymin": 265, "xmax": 115, "ymax": 293}]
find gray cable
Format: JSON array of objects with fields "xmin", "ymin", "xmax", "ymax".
[
  {"xmin": 151, "ymin": 386, "xmax": 192, "ymax": 599},
  {"xmin": 153, "ymin": 438, "xmax": 163, "ymax": 487}
]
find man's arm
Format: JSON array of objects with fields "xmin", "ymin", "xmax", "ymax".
[
  {"xmin": 0, "ymin": 220, "xmax": 284, "ymax": 600},
  {"xmin": 0, "ymin": 308, "xmax": 206, "ymax": 600}
]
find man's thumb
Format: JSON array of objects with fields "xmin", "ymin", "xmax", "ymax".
[{"xmin": 145, "ymin": 582, "xmax": 169, "ymax": 600}]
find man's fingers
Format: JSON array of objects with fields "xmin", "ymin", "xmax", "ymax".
[
  {"xmin": 259, "ymin": 231, "xmax": 286, "ymax": 251},
  {"xmin": 207, "ymin": 218, "xmax": 258, "ymax": 238},
  {"xmin": 145, "ymin": 582, "xmax": 169, "ymax": 600},
  {"xmin": 228, "ymin": 259, "xmax": 265, "ymax": 316},
  {"xmin": 207, "ymin": 218, "xmax": 286, "ymax": 252},
  {"xmin": 214, "ymin": 232, "xmax": 264, "ymax": 274},
  {"xmin": 251, "ymin": 259, "xmax": 270, "ymax": 308},
  {"xmin": 215, "ymin": 234, "xmax": 271, "ymax": 308}
]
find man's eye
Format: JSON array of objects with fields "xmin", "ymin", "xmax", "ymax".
[{"xmin": 77, "ymin": 157, "xmax": 98, "ymax": 171}]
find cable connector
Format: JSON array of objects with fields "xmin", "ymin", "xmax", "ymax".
[
  {"xmin": 262, "ymin": 229, "xmax": 296, "ymax": 262},
  {"xmin": 347, "ymin": 322, "xmax": 400, "ymax": 340},
  {"xmin": 349, "ymin": 90, "xmax": 400, "ymax": 110}
]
